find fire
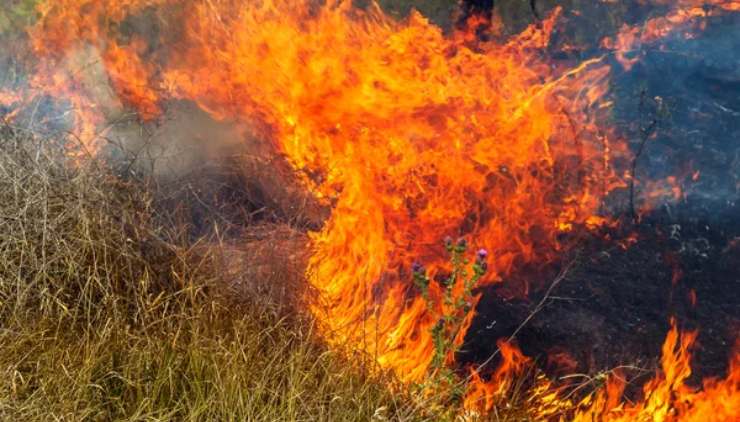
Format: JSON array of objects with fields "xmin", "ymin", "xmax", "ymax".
[
  {"xmin": 5, "ymin": 0, "xmax": 739, "ymax": 419},
  {"xmin": 602, "ymin": 0, "xmax": 740, "ymax": 70},
  {"xmin": 463, "ymin": 321, "xmax": 740, "ymax": 421},
  {"xmin": 15, "ymin": 0, "xmax": 169, "ymax": 153},
  {"xmin": 157, "ymin": 0, "xmax": 622, "ymax": 382},
  {"xmin": 0, "ymin": 88, "xmax": 21, "ymax": 121},
  {"xmin": 572, "ymin": 320, "xmax": 740, "ymax": 422},
  {"xmin": 0, "ymin": 89, "xmax": 20, "ymax": 106},
  {"xmin": 104, "ymin": 39, "xmax": 161, "ymax": 121},
  {"xmin": 463, "ymin": 340, "xmax": 532, "ymax": 412}
]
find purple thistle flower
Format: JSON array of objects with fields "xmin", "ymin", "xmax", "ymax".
[
  {"xmin": 412, "ymin": 261, "xmax": 424, "ymax": 274},
  {"xmin": 476, "ymin": 248, "xmax": 488, "ymax": 261}
]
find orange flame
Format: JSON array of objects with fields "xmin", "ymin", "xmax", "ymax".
[
  {"xmin": 0, "ymin": 89, "xmax": 22, "ymax": 121},
  {"xmin": 573, "ymin": 320, "xmax": 740, "ymax": 421},
  {"xmin": 0, "ymin": 89, "xmax": 20, "ymax": 106},
  {"xmin": 18, "ymin": 0, "xmax": 169, "ymax": 153},
  {"xmin": 602, "ymin": 0, "xmax": 740, "ymax": 70},
  {"xmin": 151, "ymin": 0, "xmax": 625, "ymax": 382},
  {"xmin": 10, "ymin": 0, "xmax": 740, "ymax": 418},
  {"xmin": 462, "ymin": 322, "xmax": 739, "ymax": 421},
  {"xmin": 463, "ymin": 340, "xmax": 531, "ymax": 413}
]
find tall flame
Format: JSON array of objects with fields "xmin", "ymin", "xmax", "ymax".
[
  {"xmin": 5, "ymin": 0, "xmax": 738, "ymax": 419},
  {"xmin": 151, "ymin": 0, "xmax": 623, "ymax": 382}
]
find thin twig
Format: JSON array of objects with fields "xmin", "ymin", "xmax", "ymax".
[
  {"xmin": 628, "ymin": 89, "xmax": 658, "ymax": 222},
  {"xmin": 471, "ymin": 258, "xmax": 576, "ymax": 376}
]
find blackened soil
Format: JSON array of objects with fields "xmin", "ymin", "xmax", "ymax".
[{"xmin": 459, "ymin": 199, "xmax": 740, "ymax": 391}]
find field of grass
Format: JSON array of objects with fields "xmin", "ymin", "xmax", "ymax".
[{"xmin": 0, "ymin": 127, "xmax": 432, "ymax": 421}]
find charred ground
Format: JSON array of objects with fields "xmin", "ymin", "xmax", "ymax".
[{"xmin": 461, "ymin": 199, "xmax": 740, "ymax": 391}]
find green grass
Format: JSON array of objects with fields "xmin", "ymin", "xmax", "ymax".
[{"xmin": 0, "ymin": 127, "xmax": 427, "ymax": 421}]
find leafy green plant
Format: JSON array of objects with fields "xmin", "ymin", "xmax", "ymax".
[{"xmin": 412, "ymin": 237, "xmax": 488, "ymax": 404}]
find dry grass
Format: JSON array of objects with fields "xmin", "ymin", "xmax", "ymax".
[
  {"xmin": 0, "ymin": 126, "xmax": 427, "ymax": 421},
  {"xmin": 0, "ymin": 124, "xmax": 557, "ymax": 422}
]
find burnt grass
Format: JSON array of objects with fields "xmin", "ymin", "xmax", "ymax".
[
  {"xmin": 457, "ymin": 5, "xmax": 740, "ymax": 397},
  {"xmin": 460, "ymin": 198, "xmax": 740, "ymax": 394}
]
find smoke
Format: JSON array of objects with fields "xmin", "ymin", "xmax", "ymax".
[
  {"xmin": 0, "ymin": 37, "xmax": 326, "ymax": 235},
  {"xmin": 612, "ymin": 12, "xmax": 740, "ymax": 212}
]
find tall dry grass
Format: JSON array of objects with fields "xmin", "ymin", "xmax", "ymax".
[{"xmin": 0, "ymin": 126, "xmax": 426, "ymax": 421}]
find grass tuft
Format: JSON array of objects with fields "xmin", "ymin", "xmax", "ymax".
[{"xmin": 0, "ymin": 126, "xmax": 425, "ymax": 421}]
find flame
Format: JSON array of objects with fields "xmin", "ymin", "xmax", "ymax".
[
  {"xmin": 462, "ymin": 342, "xmax": 578, "ymax": 419},
  {"xmin": 602, "ymin": 0, "xmax": 740, "ymax": 70},
  {"xmin": 463, "ymin": 340, "xmax": 531, "ymax": 413},
  {"xmin": 0, "ymin": 88, "xmax": 22, "ymax": 121},
  {"xmin": 8, "ymin": 0, "xmax": 740, "ymax": 418},
  {"xmin": 0, "ymin": 89, "xmax": 20, "ymax": 106},
  {"xmin": 156, "ymin": 0, "xmax": 624, "ymax": 382},
  {"xmin": 104, "ymin": 39, "xmax": 161, "ymax": 120},
  {"xmin": 573, "ymin": 320, "xmax": 740, "ymax": 422},
  {"xmin": 16, "ymin": 0, "xmax": 169, "ymax": 153},
  {"xmin": 16, "ymin": 0, "xmax": 625, "ymax": 385},
  {"xmin": 462, "ymin": 322, "xmax": 740, "ymax": 421}
]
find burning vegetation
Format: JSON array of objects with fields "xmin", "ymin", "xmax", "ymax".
[{"xmin": 1, "ymin": 0, "xmax": 739, "ymax": 420}]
